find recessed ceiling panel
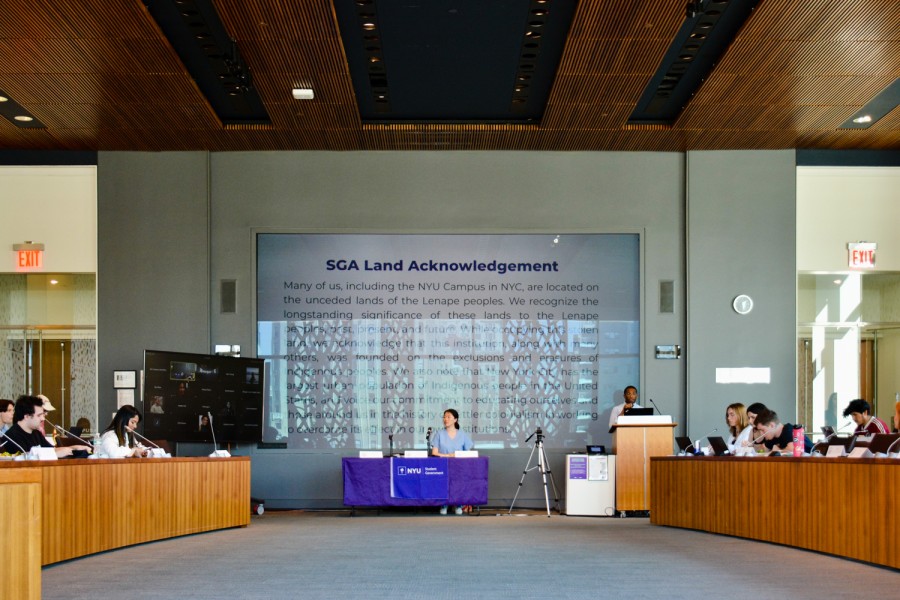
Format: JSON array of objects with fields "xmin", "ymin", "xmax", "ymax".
[{"xmin": 335, "ymin": 0, "xmax": 578, "ymax": 123}]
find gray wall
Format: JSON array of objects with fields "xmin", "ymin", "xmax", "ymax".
[
  {"xmin": 685, "ymin": 150, "xmax": 797, "ymax": 440},
  {"xmin": 98, "ymin": 152, "xmax": 211, "ymax": 425},
  {"xmin": 95, "ymin": 149, "xmax": 794, "ymax": 508}
]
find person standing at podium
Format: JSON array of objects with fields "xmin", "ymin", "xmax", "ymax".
[{"xmin": 608, "ymin": 385, "xmax": 641, "ymax": 430}]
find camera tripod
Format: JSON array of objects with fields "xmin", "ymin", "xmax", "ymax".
[{"xmin": 508, "ymin": 428, "xmax": 561, "ymax": 517}]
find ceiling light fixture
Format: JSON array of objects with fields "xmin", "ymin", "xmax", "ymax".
[
  {"xmin": 629, "ymin": 0, "xmax": 761, "ymax": 124},
  {"xmin": 839, "ymin": 78, "xmax": 899, "ymax": 129},
  {"xmin": 0, "ymin": 89, "xmax": 45, "ymax": 128},
  {"xmin": 143, "ymin": 0, "xmax": 270, "ymax": 125},
  {"xmin": 292, "ymin": 88, "xmax": 314, "ymax": 100}
]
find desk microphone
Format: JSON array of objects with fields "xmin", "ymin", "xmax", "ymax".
[
  {"xmin": 208, "ymin": 412, "xmax": 231, "ymax": 458},
  {"xmin": 810, "ymin": 423, "xmax": 849, "ymax": 456},
  {"xmin": 647, "ymin": 398, "xmax": 663, "ymax": 415},
  {"xmin": 46, "ymin": 419, "xmax": 93, "ymax": 448},
  {"xmin": 130, "ymin": 429, "xmax": 170, "ymax": 457},
  {"xmin": 426, "ymin": 427, "xmax": 432, "ymax": 449},
  {"xmin": 389, "ymin": 431, "xmax": 394, "ymax": 456},
  {"xmin": 130, "ymin": 429, "xmax": 161, "ymax": 448},
  {"xmin": 750, "ymin": 431, "xmax": 767, "ymax": 445},
  {"xmin": 688, "ymin": 427, "xmax": 718, "ymax": 454}
]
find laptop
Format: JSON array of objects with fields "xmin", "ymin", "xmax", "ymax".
[
  {"xmin": 820, "ymin": 425, "xmax": 835, "ymax": 438},
  {"xmin": 68, "ymin": 426, "xmax": 83, "ymax": 439},
  {"xmin": 707, "ymin": 436, "xmax": 731, "ymax": 456},
  {"xmin": 867, "ymin": 433, "xmax": 900, "ymax": 455},
  {"xmin": 675, "ymin": 436, "xmax": 695, "ymax": 454},
  {"xmin": 586, "ymin": 444, "xmax": 606, "ymax": 455},
  {"xmin": 624, "ymin": 407, "xmax": 654, "ymax": 417}
]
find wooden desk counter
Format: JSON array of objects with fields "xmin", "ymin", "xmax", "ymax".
[
  {"xmin": 0, "ymin": 456, "xmax": 250, "ymax": 565},
  {"xmin": 650, "ymin": 456, "xmax": 900, "ymax": 569},
  {"xmin": 0, "ymin": 466, "xmax": 41, "ymax": 599}
]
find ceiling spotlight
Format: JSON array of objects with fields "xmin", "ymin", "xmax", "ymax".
[
  {"xmin": 50, "ymin": 279, "xmax": 59, "ymax": 285},
  {"xmin": 14, "ymin": 115, "xmax": 33, "ymax": 122},
  {"xmin": 292, "ymin": 88, "xmax": 314, "ymax": 100},
  {"xmin": 852, "ymin": 115, "xmax": 872, "ymax": 124}
]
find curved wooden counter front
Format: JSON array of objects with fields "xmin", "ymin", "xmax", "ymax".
[
  {"xmin": 0, "ymin": 456, "xmax": 250, "ymax": 565},
  {"xmin": 650, "ymin": 456, "xmax": 900, "ymax": 569}
]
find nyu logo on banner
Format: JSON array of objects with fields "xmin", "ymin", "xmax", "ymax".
[{"xmin": 391, "ymin": 457, "xmax": 448, "ymax": 500}]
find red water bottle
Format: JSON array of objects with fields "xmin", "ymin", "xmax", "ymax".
[{"xmin": 792, "ymin": 425, "xmax": 804, "ymax": 457}]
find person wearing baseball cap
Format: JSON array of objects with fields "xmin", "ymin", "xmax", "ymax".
[{"xmin": 36, "ymin": 394, "xmax": 56, "ymax": 438}]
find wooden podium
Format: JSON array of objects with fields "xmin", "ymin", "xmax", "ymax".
[{"xmin": 611, "ymin": 418, "xmax": 675, "ymax": 512}]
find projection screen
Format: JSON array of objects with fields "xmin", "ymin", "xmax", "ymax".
[{"xmin": 257, "ymin": 233, "xmax": 639, "ymax": 449}]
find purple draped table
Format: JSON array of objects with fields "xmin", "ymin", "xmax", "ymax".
[{"xmin": 342, "ymin": 456, "xmax": 489, "ymax": 507}]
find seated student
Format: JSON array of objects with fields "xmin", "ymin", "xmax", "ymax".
[
  {"xmin": 0, "ymin": 398, "xmax": 13, "ymax": 436},
  {"xmin": 0, "ymin": 395, "xmax": 91, "ymax": 457},
  {"xmin": 754, "ymin": 409, "xmax": 813, "ymax": 455},
  {"xmin": 431, "ymin": 408, "xmax": 474, "ymax": 515},
  {"xmin": 742, "ymin": 402, "xmax": 769, "ymax": 451},
  {"xmin": 725, "ymin": 403, "xmax": 753, "ymax": 454},
  {"xmin": 842, "ymin": 398, "xmax": 889, "ymax": 435},
  {"xmin": 98, "ymin": 405, "xmax": 148, "ymax": 458}
]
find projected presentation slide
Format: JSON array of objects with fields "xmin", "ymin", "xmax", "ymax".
[{"xmin": 257, "ymin": 233, "xmax": 639, "ymax": 449}]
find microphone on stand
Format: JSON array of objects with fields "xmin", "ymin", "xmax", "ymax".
[
  {"xmin": 46, "ymin": 420, "xmax": 93, "ymax": 448},
  {"xmin": 426, "ymin": 427, "xmax": 432, "ymax": 452},
  {"xmin": 130, "ymin": 429, "xmax": 160, "ymax": 449},
  {"xmin": 884, "ymin": 436, "xmax": 900, "ymax": 458},
  {"xmin": 688, "ymin": 427, "xmax": 718, "ymax": 455},
  {"xmin": 0, "ymin": 432, "xmax": 28, "ymax": 457},
  {"xmin": 810, "ymin": 423, "xmax": 850, "ymax": 456},
  {"xmin": 647, "ymin": 398, "xmax": 663, "ymax": 415},
  {"xmin": 131, "ymin": 429, "xmax": 170, "ymax": 457},
  {"xmin": 388, "ymin": 431, "xmax": 394, "ymax": 457},
  {"xmin": 208, "ymin": 412, "xmax": 230, "ymax": 457}
]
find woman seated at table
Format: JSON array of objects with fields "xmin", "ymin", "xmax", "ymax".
[
  {"xmin": 98, "ymin": 405, "xmax": 148, "ymax": 458},
  {"xmin": 431, "ymin": 408, "xmax": 474, "ymax": 515},
  {"xmin": 725, "ymin": 402, "xmax": 753, "ymax": 454},
  {"xmin": 742, "ymin": 402, "xmax": 769, "ymax": 452}
]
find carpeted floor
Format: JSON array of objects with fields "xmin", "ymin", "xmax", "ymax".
[{"xmin": 42, "ymin": 510, "xmax": 898, "ymax": 599}]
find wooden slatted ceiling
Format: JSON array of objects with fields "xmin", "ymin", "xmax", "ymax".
[{"xmin": 0, "ymin": 0, "xmax": 896, "ymax": 151}]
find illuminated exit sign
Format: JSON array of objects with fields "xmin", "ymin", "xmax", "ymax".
[
  {"xmin": 12, "ymin": 241, "xmax": 45, "ymax": 271},
  {"xmin": 848, "ymin": 242, "xmax": 876, "ymax": 269}
]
